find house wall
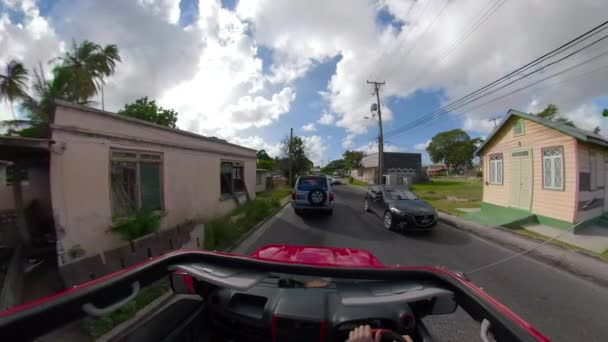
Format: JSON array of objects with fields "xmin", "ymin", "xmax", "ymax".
[
  {"xmin": 576, "ymin": 142, "xmax": 607, "ymax": 221},
  {"xmin": 255, "ymin": 172, "xmax": 269, "ymax": 193},
  {"xmin": 51, "ymin": 104, "xmax": 256, "ymax": 263},
  {"xmin": 482, "ymin": 117, "xmax": 577, "ymax": 222}
]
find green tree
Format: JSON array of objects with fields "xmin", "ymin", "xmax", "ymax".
[
  {"xmin": 602, "ymin": 109, "xmax": 608, "ymax": 117},
  {"xmin": 53, "ymin": 40, "xmax": 121, "ymax": 102},
  {"xmin": 321, "ymin": 159, "xmax": 346, "ymax": 174},
  {"xmin": 342, "ymin": 150, "xmax": 364, "ymax": 170},
  {"xmin": 118, "ymin": 97, "xmax": 178, "ymax": 128},
  {"xmin": 256, "ymin": 149, "xmax": 274, "ymax": 169},
  {"xmin": 534, "ymin": 104, "xmax": 575, "ymax": 127},
  {"xmin": 426, "ymin": 129, "xmax": 478, "ymax": 171},
  {"xmin": 280, "ymin": 136, "xmax": 313, "ymax": 180},
  {"xmin": 0, "ymin": 60, "xmax": 29, "ymax": 119}
]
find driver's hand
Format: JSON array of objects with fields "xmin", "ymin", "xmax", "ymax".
[
  {"xmin": 346, "ymin": 325, "xmax": 414, "ymax": 342},
  {"xmin": 347, "ymin": 325, "xmax": 380, "ymax": 342}
]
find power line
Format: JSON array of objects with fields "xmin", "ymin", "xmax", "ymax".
[
  {"xmin": 382, "ymin": 20, "xmax": 608, "ymax": 138},
  {"xmin": 384, "ymin": 23, "xmax": 608, "ymax": 137},
  {"xmin": 387, "ymin": 46, "xmax": 608, "ymax": 136},
  {"xmin": 410, "ymin": 0, "xmax": 508, "ymax": 86}
]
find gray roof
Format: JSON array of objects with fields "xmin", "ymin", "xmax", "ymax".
[
  {"xmin": 382, "ymin": 152, "xmax": 422, "ymax": 170},
  {"xmin": 476, "ymin": 109, "xmax": 608, "ymax": 155}
]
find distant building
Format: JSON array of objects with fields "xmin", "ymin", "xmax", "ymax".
[{"xmin": 351, "ymin": 152, "xmax": 424, "ymax": 185}]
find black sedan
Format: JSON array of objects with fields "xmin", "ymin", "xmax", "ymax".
[{"xmin": 364, "ymin": 185, "xmax": 437, "ymax": 232}]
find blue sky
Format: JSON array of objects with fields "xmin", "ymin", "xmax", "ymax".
[{"xmin": 2, "ymin": 0, "xmax": 608, "ymax": 166}]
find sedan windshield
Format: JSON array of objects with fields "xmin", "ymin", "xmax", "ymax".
[{"xmin": 386, "ymin": 189, "xmax": 417, "ymax": 200}]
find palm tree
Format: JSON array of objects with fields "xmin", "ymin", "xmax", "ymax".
[
  {"xmin": 53, "ymin": 40, "xmax": 121, "ymax": 103},
  {"xmin": 0, "ymin": 60, "xmax": 29, "ymax": 119}
]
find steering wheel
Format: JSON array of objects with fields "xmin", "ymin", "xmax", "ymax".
[{"xmin": 372, "ymin": 329, "xmax": 406, "ymax": 342}]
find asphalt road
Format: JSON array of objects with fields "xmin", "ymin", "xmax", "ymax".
[{"xmin": 233, "ymin": 185, "xmax": 608, "ymax": 342}]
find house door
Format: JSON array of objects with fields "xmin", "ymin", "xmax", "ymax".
[{"xmin": 509, "ymin": 149, "xmax": 533, "ymax": 211}]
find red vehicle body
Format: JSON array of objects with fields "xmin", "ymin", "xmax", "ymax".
[{"xmin": 0, "ymin": 245, "xmax": 550, "ymax": 341}]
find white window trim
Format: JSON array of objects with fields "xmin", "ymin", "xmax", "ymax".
[
  {"xmin": 489, "ymin": 154, "xmax": 503, "ymax": 185},
  {"xmin": 542, "ymin": 147, "xmax": 564, "ymax": 191}
]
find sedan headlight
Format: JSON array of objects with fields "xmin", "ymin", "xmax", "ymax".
[{"xmin": 390, "ymin": 207, "xmax": 402, "ymax": 214}]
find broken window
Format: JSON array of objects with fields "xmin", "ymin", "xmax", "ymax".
[
  {"xmin": 111, "ymin": 149, "xmax": 163, "ymax": 217},
  {"xmin": 220, "ymin": 161, "xmax": 245, "ymax": 196}
]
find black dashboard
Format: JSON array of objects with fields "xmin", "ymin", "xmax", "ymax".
[{"xmin": 205, "ymin": 275, "xmax": 450, "ymax": 341}]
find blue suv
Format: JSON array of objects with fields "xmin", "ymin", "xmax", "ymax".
[{"xmin": 291, "ymin": 175, "xmax": 334, "ymax": 216}]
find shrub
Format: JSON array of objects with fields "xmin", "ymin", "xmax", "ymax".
[{"xmin": 110, "ymin": 210, "xmax": 163, "ymax": 241}]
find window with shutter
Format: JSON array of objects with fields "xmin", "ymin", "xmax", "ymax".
[
  {"xmin": 590, "ymin": 153, "xmax": 597, "ymax": 190},
  {"xmin": 543, "ymin": 148, "xmax": 564, "ymax": 190}
]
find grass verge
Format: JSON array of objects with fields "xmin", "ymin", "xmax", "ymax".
[
  {"xmin": 83, "ymin": 280, "xmax": 170, "ymax": 339},
  {"xmin": 348, "ymin": 177, "xmax": 368, "ymax": 187},
  {"xmin": 204, "ymin": 186, "xmax": 291, "ymax": 251},
  {"xmin": 411, "ymin": 177, "xmax": 482, "ymax": 215},
  {"xmin": 504, "ymin": 225, "xmax": 608, "ymax": 263}
]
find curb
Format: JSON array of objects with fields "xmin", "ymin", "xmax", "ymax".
[
  {"xmin": 225, "ymin": 196, "xmax": 291, "ymax": 253},
  {"xmin": 438, "ymin": 212, "xmax": 608, "ymax": 288}
]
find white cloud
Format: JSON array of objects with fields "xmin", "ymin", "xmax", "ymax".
[
  {"xmin": 317, "ymin": 112, "xmax": 335, "ymax": 125},
  {"xmin": 239, "ymin": 0, "xmax": 608, "ymax": 142},
  {"xmin": 342, "ymin": 133, "xmax": 356, "ymax": 149},
  {"xmin": 414, "ymin": 139, "xmax": 431, "ymax": 151},
  {"xmin": 228, "ymin": 135, "xmax": 282, "ymax": 157},
  {"xmin": 302, "ymin": 135, "xmax": 326, "ymax": 166},
  {"xmin": 463, "ymin": 116, "xmax": 498, "ymax": 134},
  {"xmin": 301, "ymin": 122, "xmax": 316, "ymax": 132}
]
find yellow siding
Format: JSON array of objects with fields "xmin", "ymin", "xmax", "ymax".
[{"xmin": 481, "ymin": 117, "xmax": 577, "ymax": 222}]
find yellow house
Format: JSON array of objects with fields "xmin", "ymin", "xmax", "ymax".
[{"xmin": 476, "ymin": 109, "xmax": 608, "ymax": 227}]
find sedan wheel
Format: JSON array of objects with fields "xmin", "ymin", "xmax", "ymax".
[{"xmin": 384, "ymin": 211, "xmax": 394, "ymax": 231}]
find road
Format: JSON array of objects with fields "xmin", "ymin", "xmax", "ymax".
[{"xmin": 233, "ymin": 185, "xmax": 608, "ymax": 342}]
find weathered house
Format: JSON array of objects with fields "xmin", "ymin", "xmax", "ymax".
[{"xmin": 351, "ymin": 152, "xmax": 424, "ymax": 185}]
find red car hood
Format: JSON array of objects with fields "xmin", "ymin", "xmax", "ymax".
[{"xmin": 250, "ymin": 244, "xmax": 385, "ymax": 267}]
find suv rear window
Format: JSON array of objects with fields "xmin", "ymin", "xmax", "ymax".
[{"xmin": 297, "ymin": 177, "xmax": 328, "ymax": 191}]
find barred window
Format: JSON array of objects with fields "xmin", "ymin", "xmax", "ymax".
[
  {"xmin": 489, "ymin": 154, "xmax": 503, "ymax": 185},
  {"xmin": 543, "ymin": 148, "xmax": 563, "ymax": 190}
]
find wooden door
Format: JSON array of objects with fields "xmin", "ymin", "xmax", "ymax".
[{"xmin": 510, "ymin": 149, "xmax": 533, "ymax": 211}]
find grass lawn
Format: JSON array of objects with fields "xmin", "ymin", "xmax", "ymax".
[
  {"xmin": 411, "ymin": 177, "xmax": 482, "ymax": 215},
  {"xmin": 204, "ymin": 186, "xmax": 291, "ymax": 251},
  {"xmin": 348, "ymin": 177, "xmax": 368, "ymax": 187}
]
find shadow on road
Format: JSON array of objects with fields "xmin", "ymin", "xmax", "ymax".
[{"xmin": 403, "ymin": 225, "xmax": 472, "ymax": 246}]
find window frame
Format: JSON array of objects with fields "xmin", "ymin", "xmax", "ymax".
[
  {"xmin": 220, "ymin": 160, "xmax": 245, "ymax": 197},
  {"xmin": 541, "ymin": 146, "xmax": 565, "ymax": 191},
  {"xmin": 109, "ymin": 148, "xmax": 164, "ymax": 216},
  {"xmin": 513, "ymin": 119, "xmax": 525, "ymax": 137},
  {"xmin": 488, "ymin": 153, "xmax": 503, "ymax": 185}
]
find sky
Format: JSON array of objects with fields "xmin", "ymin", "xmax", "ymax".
[{"xmin": 2, "ymin": 0, "xmax": 608, "ymax": 166}]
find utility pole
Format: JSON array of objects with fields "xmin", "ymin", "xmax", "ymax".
[
  {"xmin": 367, "ymin": 80, "xmax": 385, "ymax": 185},
  {"xmin": 288, "ymin": 128, "xmax": 293, "ymax": 186},
  {"xmin": 488, "ymin": 116, "xmax": 501, "ymax": 128}
]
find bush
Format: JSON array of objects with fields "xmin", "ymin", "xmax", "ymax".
[{"xmin": 110, "ymin": 210, "xmax": 163, "ymax": 241}]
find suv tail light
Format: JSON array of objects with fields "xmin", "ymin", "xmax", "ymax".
[
  {"xmin": 329, "ymin": 192, "xmax": 334, "ymax": 201},
  {"xmin": 291, "ymin": 191, "xmax": 296, "ymax": 200}
]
